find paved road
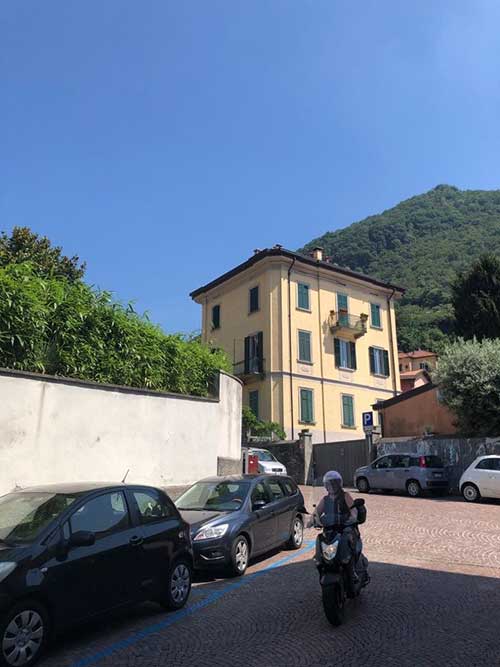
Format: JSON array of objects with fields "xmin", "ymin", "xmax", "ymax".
[{"xmin": 41, "ymin": 490, "xmax": 500, "ymax": 667}]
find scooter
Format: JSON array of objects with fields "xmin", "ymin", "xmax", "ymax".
[{"xmin": 313, "ymin": 493, "xmax": 369, "ymax": 626}]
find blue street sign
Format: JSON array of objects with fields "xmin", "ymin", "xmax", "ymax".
[{"xmin": 362, "ymin": 412, "xmax": 374, "ymax": 429}]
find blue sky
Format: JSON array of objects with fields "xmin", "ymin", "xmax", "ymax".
[{"xmin": 2, "ymin": 1, "xmax": 500, "ymax": 333}]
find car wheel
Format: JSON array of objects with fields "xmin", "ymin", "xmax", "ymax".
[
  {"xmin": 356, "ymin": 477, "xmax": 370, "ymax": 494},
  {"xmin": 462, "ymin": 483, "xmax": 480, "ymax": 503},
  {"xmin": 406, "ymin": 480, "xmax": 422, "ymax": 498},
  {"xmin": 0, "ymin": 600, "xmax": 49, "ymax": 667},
  {"xmin": 228, "ymin": 535, "xmax": 249, "ymax": 577},
  {"xmin": 160, "ymin": 559, "xmax": 192, "ymax": 611},
  {"xmin": 287, "ymin": 516, "xmax": 304, "ymax": 550}
]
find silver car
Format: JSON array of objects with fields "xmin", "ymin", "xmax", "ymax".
[{"xmin": 354, "ymin": 454, "xmax": 448, "ymax": 497}]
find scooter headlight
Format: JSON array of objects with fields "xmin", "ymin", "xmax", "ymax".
[{"xmin": 321, "ymin": 541, "xmax": 338, "ymax": 561}]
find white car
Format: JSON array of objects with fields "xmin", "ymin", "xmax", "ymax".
[
  {"xmin": 248, "ymin": 448, "xmax": 287, "ymax": 476},
  {"xmin": 460, "ymin": 455, "xmax": 500, "ymax": 502}
]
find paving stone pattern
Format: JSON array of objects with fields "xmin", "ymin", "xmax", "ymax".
[{"xmin": 41, "ymin": 490, "xmax": 500, "ymax": 667}]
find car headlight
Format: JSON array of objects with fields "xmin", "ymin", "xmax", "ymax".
[
  {"xmin": 321, "ymin": 541, "xmax": 338, "ymax": 562},
  {"xmin": 0, "ymin": 562, "xmax": 16, "ymax": 583},
  {"xmin": 194, "ymin": 524, "xmax": 229, "ymax": 541}
]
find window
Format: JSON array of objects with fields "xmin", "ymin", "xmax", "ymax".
[
  {"xmin": 249, "ymin": 286, "xmax": 259, "ymax": 313},
  {"xmin": 70, "ymin": 492, "xmax": 129, "ymax": 539},
  {"xmin": 334, "ymin": 338, "xmax": 356, "ymax": 370},
  {"xmin": 370, "ymin": 303, "xmax": 382, "ymax": 328},
  {"xmin": 251, "ymin": 483, "xmax": 270, "ymax": 505},
  {"xmin": 298, "ymin": 330, "xmax": 312, "ymax": 363},
  {"xmin": 299, "ymin": 388, "xmax": 314, "ymax": 424},
  {"xmin": 133, "ymin": 490, "xmax": 172, "ymax": 524},
  {"xmin": 341, "ymin": 394, "xmax": 355, "ymax": 428},
  {"xmin": 244, "ymin": 332, "xmax": 263, "ymax": 373},
  {"xmin": 297, "ymin": 283, "xmax": 310, "ymax": 310},
  {"xmin": 369, "ymin": 347, "xmax": 390, "ymax": 377},
  {"xmin": 280, "ymin": 479, "xmax": 298, "ymax": 497},
  {"xmin": 337, "ymin": 293, "xmax": 349, "ymax": 325},
  {"xmin": 373, "ymin": 456, "xmax": 391, "ymax": 469},
  {"xmin": 420, "ymin": 362, "xmax": 430, "ymax": 371},
  {"xmin": 399, "ymin": 364, "xmax": 403, "ymax": 372},
  {"xmin": 211, "ymin": 305, "xmax": 220, "ymax": 330},
  {"xmin": 476, "ymin": 458, "xmax": 500, "ymax": 471},
  {"xmin": 266, "ymin": 480, "xmax": 285, "ymax": 501},
  {"xmin": 392, "ymin": 455, "xmax": 411, "ymax": 468},
  {"xmin": 249, "ymin": 390, "xmax": 259, "ymax": 419}
]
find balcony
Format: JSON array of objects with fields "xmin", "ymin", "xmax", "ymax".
[
  {"xmin": 328, "ymin": 310, "xmax": 368, "ymax": 340},
  {"xmin": 233, "ymin": 358, "xmax": 266, "ymax": 382}
]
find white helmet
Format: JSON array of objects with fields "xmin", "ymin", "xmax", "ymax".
[{"xmin": 323, "ymin": 470, "xmax": 343, "ymax": 495}]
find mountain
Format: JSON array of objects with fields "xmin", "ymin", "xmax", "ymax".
[{"xmin": 302, "ymin": 185, "xmax": 500, "ymax": 352}]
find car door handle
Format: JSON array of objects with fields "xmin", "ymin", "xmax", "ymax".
[{"xmin": 129, "ymin": 535, "xmax": 144, "ymax": 547}]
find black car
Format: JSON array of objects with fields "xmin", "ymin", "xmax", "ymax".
[
  {"xmin": 0, "ymin": 482, "xmax": 193, "ymax": 667},
  {"xmin": 175, "ymin": 475, "xmax": 307, "ymax": 576}
]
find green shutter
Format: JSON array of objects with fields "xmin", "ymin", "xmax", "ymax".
[
  {"xmin": 371, "ymin": 303, "xmax": 381, "ymax": 328},
  {"xmin": 338, "ymin": 293, "xmax": 348, "ymax": 310},
  {"xmin": 299, "ymin": 331, "xmax": 311, "ymax": 362},
  {"xmin": 250, "ymin": 286, "xmax": 259, "ymax": 312},
  {"xmin": 342, "ymin": 395, "xmax": 354, "ymax": 427},
  {"xmin": 249, "ymin": 391, "xmax": 259, "ymax": 419},
  {"xmin": 369, "ymin": 347, "xmax": 375, "ymax": 374},
  {"xmin": 383, "ymin": 350, "xmax": 390, "ymax": 377},
  {"xmin": 300, "ymin": 389, "xmax": 313, "ymax": 423},
  {"xmin": 212, "ymin": 305, "xmax": 220, "ymax": 329},
  {"xmin": 298, "ymin": 283, "xmax": 310, "ymax": 310},
  {"xmin": 334, "ymin": 338, "xmax": 341, "ymax": 368},
  {"xmin": 349, "ymin": 342, "xmax": 357, "ymax": 370}
]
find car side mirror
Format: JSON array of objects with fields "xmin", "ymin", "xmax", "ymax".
[
  {"xmin": 69, "ymin": 531, "xmax": 96, "ymax": 548},
  {"xmin": 252, "ymin": 499, "xmax": 267, "ymax": 512},
  {"xmin": 353, "ymin": 498, "xmax": 365, "ymax": 508}
]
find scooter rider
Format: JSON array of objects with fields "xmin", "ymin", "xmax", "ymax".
[{"xmin": 310, "ymin": 471, "xmax": 368, "ymax": 584}]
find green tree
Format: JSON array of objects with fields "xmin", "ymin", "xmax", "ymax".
[
  {"xmin": 242, "ymin": 406, "xmax": 287, "ymax": 441},
  {"xmin": 0, "ymin": 227, "xmax": 86, "ymax": 281},
  {"xmin": 433, "ymin": 338, "xmax": 500, "ymax": 436},
  {"xmin": 452, "ymin": 254, "xmax": 500, "ymax": 341},
  {"xmin": 0, "ymin": 263, "xmax": 230, "ymax": 396}
]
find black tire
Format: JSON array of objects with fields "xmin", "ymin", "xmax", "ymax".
[
  {"xmin": 356, "ymin": 477, "xmax": 370, "ymax": 494},
  {"xmin": 159, "ymin": 559, "xmax": 192, "ymax": 611},
  {"xmin": 462, "ymin": 483, "xmax": 481, "ymax": 503},
  {"xmin": 406, "ymin": 480, "xmax": 422, "ymax": 498},
  {"xmin": 228, "ymin": 535, "xmax": 250, "ymax": 577},
  {"xmin": 286, "ymin": 515, "xmax": 304, "ymax": 550},
  {"xmin": 321, "ymin": 584, "xmax": 345, "ymax": 627},
  {"xmin": 0, "ymin": 600, "xmax": 49, "ymax": 667}
]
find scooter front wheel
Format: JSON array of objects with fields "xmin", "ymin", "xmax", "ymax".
[{"xmin": 322, "ymin": 584, "xmax": 345, "ymax": 626}]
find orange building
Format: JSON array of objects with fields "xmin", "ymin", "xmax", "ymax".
[
  {"xmin": 398, "ymin": 350, "xmax": 436, "ymax": 393},
  {"xmin": 374, "ymin": 383, "xmax": 457, "ymax": 438}
]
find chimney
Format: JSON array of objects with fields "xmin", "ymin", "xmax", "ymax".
[
  {"xmin": 312, "ymin": 246, "xmax": 324, "ymax": 262},
  {"xmin": 253, "ymin": 248, "xmax": 262, "ymax": 255}
]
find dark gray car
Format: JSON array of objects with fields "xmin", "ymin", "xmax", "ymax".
[
  {"xmin": 175, "ymin": 475, "xmax": 307, "ymax": 576},
  {"xmin": 354, "ymin": 454, "xmax": 448, "ymax": 497}
]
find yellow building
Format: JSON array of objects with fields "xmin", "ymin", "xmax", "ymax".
[{"xmin": 191, "ymin": 246, "xmax": 404, "ymax": 443}]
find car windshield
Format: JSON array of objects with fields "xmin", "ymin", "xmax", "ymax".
[
  {"xmin": 176, "ymin": 482, "xmax": 250, "ymax": 512},
  {"xmin": 253, "ymin": 451, "xmax": 276, "ymax": 462},
  {"xmin": 0, "ymin": 492, "xmax": 78, "ymax": 545}
]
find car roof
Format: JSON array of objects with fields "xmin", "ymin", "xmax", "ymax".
[
  {"xmin": 248, "ymin": 447, "xmax": 270, "ymax": 453},
  {"xmin": 475, "ymin": 455, "xmax": 500, "ymax": 459},
  {"xmin": 195, "ymin": 474, "xmax": 284, "ymax": 484},
  {"xmin": 14, "ymin": 482, "xmax": 156, "ymax": 495}
]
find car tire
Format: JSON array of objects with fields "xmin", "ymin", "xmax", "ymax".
[
  {"xmin": 406, "ymin": 480, "xmax": 422, "ymax": 498},
  {"xmin": 286, "ymin": 515, "xmax": 304, "ymax": 550},
  {"xmin": 228, "ymin": 535, "xmax": 250, "ymax": 577},
  {"xmin": 356, "ymin": 477, "xmax": 370, "ymax": 494},
  {"xmin": 159, "ymin": 559, "xmax": 192, "ymax": 611},
  {"xmin": 0, "ymin": 600, "xmax": 49, "ymax": 667},
  {"xmin": 462, "ymin": 483, "xmax": 481, "ymax": 503}
]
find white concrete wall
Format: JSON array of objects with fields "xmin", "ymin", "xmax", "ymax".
[{"xmin": 0, "ymin": 370, "xmax": 242, "ymax": 495}]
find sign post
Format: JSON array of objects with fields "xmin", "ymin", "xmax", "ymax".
[{"xmin": 362, "ymin": 412, "xmax": 376, "ymax": 463}]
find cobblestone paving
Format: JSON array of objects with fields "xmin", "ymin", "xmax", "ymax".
[{"xmin": 41, "ymin": 490, "xmax": 500, "ymax": 667}]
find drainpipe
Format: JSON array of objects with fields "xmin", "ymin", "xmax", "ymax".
[
  {"xmin": 317, "ymin": 269, "xmax": 327, "ymax": 443},
  {"xmin": 287, "ymin": 258, "xmax": 296, "ymax": 440},
  {"xmin": 387, "ymin": 288, "xmax": 398, "ymax": 396}
]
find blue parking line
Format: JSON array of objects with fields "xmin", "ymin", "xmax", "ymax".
[{"xmin": 71, "ymin": 540, "xmax": 316, "ymax": 667}]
